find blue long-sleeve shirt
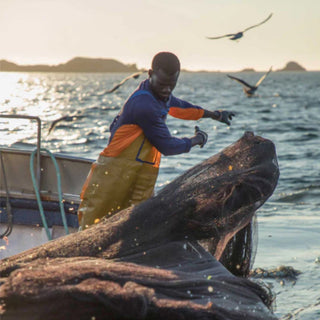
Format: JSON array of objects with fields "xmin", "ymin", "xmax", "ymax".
[{"xmin": 105, "ymin": 79, "xmax": 204, "ymax": 156}]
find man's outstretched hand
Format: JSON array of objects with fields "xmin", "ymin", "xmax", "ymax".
[
  {"xmin": 213, "ymin": 110, "xmax": 235, "ymax": 126},
  {"xmin": 203, "ymin": 109, "xmax": 235, "ymax": 126},
  {"xmin": 194, "ymin": 126, "xmax": 208, "ymax": 148}
]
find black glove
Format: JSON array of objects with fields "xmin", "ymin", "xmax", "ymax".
[
  {"xmin": 214, "ymin": 110, "xmax": 235, "ymax": 126},
  {"xmin": 195, "ymin": 126, "xmax": 208, "ymax": 148}
]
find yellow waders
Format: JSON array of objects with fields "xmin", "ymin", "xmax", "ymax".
[{"xmin": 78, "ymin": 134, "xmax": 160, "ymax": 229}]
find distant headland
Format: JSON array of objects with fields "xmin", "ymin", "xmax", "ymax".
[
  {"xmin": 0, "ymin": 57, "xmax": 309, "ymax": 73},
  {"xmin": 0, "ymin": 57, "xmax": 139, "ymax": 73}
]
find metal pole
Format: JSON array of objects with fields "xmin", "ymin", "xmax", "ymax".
[{"xmin": 0, "ymin": 114, "xmax": 42, "ymax": 188}]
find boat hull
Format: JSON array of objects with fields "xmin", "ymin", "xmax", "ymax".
[{"xmin": 0, "ymin": 147, "xmax": 93, "ymax": 259}]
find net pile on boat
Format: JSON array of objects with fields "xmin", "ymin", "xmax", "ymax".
[{"xmin": 0, "ymin": 132, "xmax": 279, "ymax": 320}]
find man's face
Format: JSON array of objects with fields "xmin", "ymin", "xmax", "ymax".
[{"xmin": 149, "ymin": 68, "xmax": 179, "ymax": 101}]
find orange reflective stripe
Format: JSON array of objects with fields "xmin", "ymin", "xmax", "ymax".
[
  {"xmin": 100, "ymin": 124, "xmax": 143, "ymax": 157},
  {"xmin": 169, "ymin": 107, "xmax": 204, "ymax": 120},
  {"xmin": 80, "ymin": 162, "xmax": 97, "ymax": 199},
  {"xmin": 151, "ymin": 146, "xmax": 161, "ymax": 168}
]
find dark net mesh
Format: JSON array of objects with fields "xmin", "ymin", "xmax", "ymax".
[{"xmin": 219, "ymin": 214, "xmax": 258, "ymax": 277}]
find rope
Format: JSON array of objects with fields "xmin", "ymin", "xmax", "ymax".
[{"xmin": 30, "ymin": 148, "xmax": 70, "ymax": 241}]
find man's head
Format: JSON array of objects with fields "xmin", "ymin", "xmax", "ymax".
[{"xmin": 148, "ymin": 52, "xmax": 180, "ymax": 101}]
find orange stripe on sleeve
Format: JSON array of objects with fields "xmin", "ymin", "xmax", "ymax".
[
  {"xmin": 100, "ymin": 124, "xmax": 143, "ymax": 157},
  {"xmin": 169, "ymin": 107, "xmax": 204, "ymax": 120}
]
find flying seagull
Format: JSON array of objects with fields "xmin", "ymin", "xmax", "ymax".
[
  {"xmin": 96, "ymin": 71, "xmax": 144, "ymax": 96},
  {"xmin": 207, "ymin": 13, "xmax": 273, "ymax": 41},
  {"xmin": 48, "ymin": 112, "xmax": 84, "ymax": 135},
  {"xmin": 48, "ymin": 72, "xmax": 145, "ymax": 134},
  {"xmin": 227, "ymin": 67, "xmax": 272, "ymax": 97}
]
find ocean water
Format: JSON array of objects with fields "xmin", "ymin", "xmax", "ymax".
[{"xmin": 0, "ymin": 71, "xmax": 319, "ymax": 319}]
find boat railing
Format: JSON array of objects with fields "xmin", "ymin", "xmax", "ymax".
[
  {"xmin": 0, "ymin": 114, "xmax": 79, "ymax": 240},
  {"xmin": 0, "ymin": 114, "xmax": 42, "ymax": 188}
]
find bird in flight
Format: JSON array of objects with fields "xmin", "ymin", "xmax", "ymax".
[
  {"xmin": 48, "ymin": 72, "xmax": 145, "ymax": 134},
  {"xmin": 227, "ymin": 67, "xmax": 272, "ymax": 97},
  {"xmin": 48, "ymin": 112, "xmax": 85, "ymax": 135},
  {"xmin": 96, "ymin": 71, "xmax": 144, "ymax": 96},
  {"xmin": 206, "ymin": 13, "xmax": 273, "ymax": 41}
]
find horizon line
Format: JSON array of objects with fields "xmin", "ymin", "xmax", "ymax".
[{"xmin": 0, "ymin": 56, "xmax": 314, "ymax": 73}]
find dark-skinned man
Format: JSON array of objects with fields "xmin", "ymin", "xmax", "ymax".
[{"xmin": 78, "ymin": 52, "xmax": 235, "ymax": 230}]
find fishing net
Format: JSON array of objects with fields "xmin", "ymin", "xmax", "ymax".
[{"xmin": 219, "ymin": 214, "xmax": 258, "ymax": 277}]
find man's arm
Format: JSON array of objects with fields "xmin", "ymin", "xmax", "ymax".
[
  {"xmin": 134, "ymin": 99, "xmax": 208, "ymax": 155},
  {"xmin": 168, "ymin": 96, "xmax": 235, "ymax": 125}
]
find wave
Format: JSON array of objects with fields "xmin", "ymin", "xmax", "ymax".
[{"xmin": 275, "ymin": 185, "xmax": 320, "ymax": 203}]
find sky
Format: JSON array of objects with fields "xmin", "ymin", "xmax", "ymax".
[{"xmin": 0, "ymin": 0, "xmax": 319, "ymax": 71}]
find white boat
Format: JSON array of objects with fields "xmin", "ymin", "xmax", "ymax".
[{"xmin": 0, "ymin": 114, "xmax": 93, "ymax": 258}]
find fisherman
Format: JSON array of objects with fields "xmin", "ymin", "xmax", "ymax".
[{"xmin": 78, "ymin": 52, "xmax": 235, "ymax": 230}]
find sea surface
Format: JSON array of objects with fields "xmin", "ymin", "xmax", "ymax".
[{"xmin": 0, "ymin": 71, "xmax": 319, "ymax": 319}]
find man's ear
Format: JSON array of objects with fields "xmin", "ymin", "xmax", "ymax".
[{"xmin": 148, "ymin": 69, "xmax": 153, "ymax": 78}]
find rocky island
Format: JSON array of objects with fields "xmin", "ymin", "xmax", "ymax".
[
  {"xmin": 0, "ymin": 57, "xmax": 139, "ymax": 73},
  {"xmin": 278, "ymin": 61, "xmax": 306, "ymax": 71}
]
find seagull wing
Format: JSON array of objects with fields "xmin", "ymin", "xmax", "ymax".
[
  {"xmin": 116, "ymin": 71, "xmax": 143, "ymax": 86},
  {"xmin": 227, "ymin": 75, "xmax": 254, "ymax": 89},
  {"xmin": 254, "ymin": 66, "xmax": 272, "ymax": 87},
  {"xmin": 129, "ymin": 71, "xmax": 143, "ymax": 79},
  {"xmin": 243, "ymin": 13, "xmax": 273, "ymax": 33},
  {"xmin": 48, "ymin": 113, "xmax": 83, "ymax": 135},
  {"xmin": 206, "ymin": 33, "xmax": 236, "ymax": 40},
  {"xmin": 105, "ymin": 83, "xmax": 122, "ymax": 94},
  {"xmin": 48, "ymin": 115, "xmax": 70, "ymax": 135},
  {"xmin": 103, "ymin": 71, "xmax": 144, "ymax": 94}
]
